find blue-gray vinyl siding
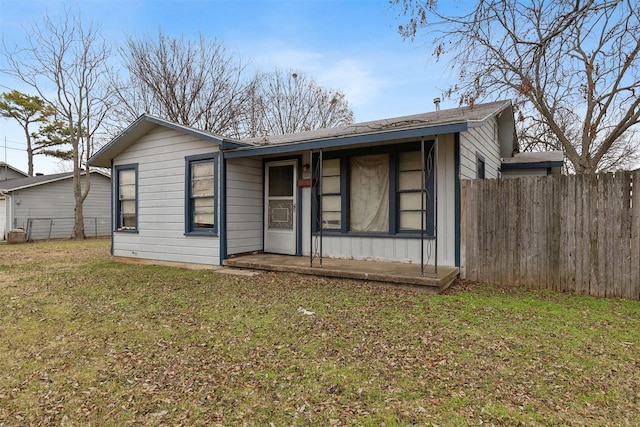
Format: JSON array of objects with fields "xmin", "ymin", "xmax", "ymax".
[
  {"xmin": 459, "ymin": 119, "xmax": 502, "ymax": 180},
  {"xmin": 226, "ymin": 157, "xmax": 263, "ymax": 255},
  {"xmin": 112, "ymin": 126, "xmax": 221, "ymax": 265}
]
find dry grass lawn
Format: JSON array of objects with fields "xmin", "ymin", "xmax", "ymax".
[{"xmin": 1, "ymin": 239, "xmax": 639, "ymax": 426}]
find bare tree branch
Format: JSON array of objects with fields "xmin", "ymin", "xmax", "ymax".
[
  {"xmin": 248, "ymin": 69, "xmax": 354, "ymax": 137},
  {"xmin": 112, "ymin": 31, "xmax": 251, "ymax": 137},
  {"xmin": 393, "ymin": 0, "xmax": 640, "ymax": 173}
]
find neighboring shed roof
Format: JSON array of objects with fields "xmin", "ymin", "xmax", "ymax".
[
  {"xmin": 0, "ymin": 162, "xmax": 28, "ymax": 178},
  {"xmin": 89, "ymin": 114, "xmax": 248, "ymax": 168},
  {"xmin": 225, "ymin": 100, "xmax": 513, "ymax": 158},
  {"xmin": 0, "ymin": 170, "xmax": 109, "ymax": 192},
  {"xmin": 501, "ymin": 151, "xmax": 564, "ymax": 169}
]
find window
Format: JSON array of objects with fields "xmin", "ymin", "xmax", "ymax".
[
  {"xmin": 398, "ymin": 151, "xmax": 426, "ymax": 231},
  {"xmin": 185, "ymin": 154, "xmax": 217, "ymax": 235},
  {"xmin": 115, "ymin": 164, "xmax": 137, "ymax": 231},
  {"xmin": 321, "ymin": 158, "xmax": 341, "ymax": 229},
  {"xmin": 350, "ymin": 154, "xmax": 389, "ymax": 232},
  {"xmin": 268, "ymin": 165, "xmax": 294, "ymax": 197},
  {"xmin": 476, "ymin": 153, "xmax": 486, "ymax": 179},
  {"xmin": 314, "ymin": 142, "xmax": 435, "ymax": 237}
]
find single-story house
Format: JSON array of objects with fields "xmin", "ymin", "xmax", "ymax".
[
  {"xmin": 0, "ymin": 169, "xmax": 111, "ymax": 241},
  {"xmin": 89, "ymin": 100, "xmax": 558, "ymax": 274}
]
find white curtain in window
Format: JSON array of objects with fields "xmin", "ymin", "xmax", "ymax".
[{"xmin": 350, "ymin": 154, "xmax": 389, "ymax": 232}]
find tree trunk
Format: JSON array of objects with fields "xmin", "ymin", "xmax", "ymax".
[
  {"xmin": 73, "ymin": 194, "xmax": 85, "ymax": 239},
  {"xmin": 72, "ymin": 168, "xmax": 85, "ymax": 239},
  {"xmin": 22, "ymin": 126, "xmax": 34, "ymax": 176},
  {"xmin": 71, "ymin": 133, "xmax": 85, "ymax": 240}
]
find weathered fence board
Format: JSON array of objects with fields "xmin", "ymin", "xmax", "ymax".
[{"xmin": 461, "ymin": 172, "xmax": 640, "ymax": 300}]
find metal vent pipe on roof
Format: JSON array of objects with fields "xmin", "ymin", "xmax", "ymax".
[{"xmin": 433, "ymin": 97, "xmax": 441, "ymax": 111}]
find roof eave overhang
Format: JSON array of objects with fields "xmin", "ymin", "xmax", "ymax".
[
  {"xmin": 224, "ymin": 122, "xmax": 468, "ymax": 159},
  {"xmin": 466, "ymin": 100, "xmax": 513, "ymax": 128},
  {"xmin": 0, "ymin": 176, "xmax": 71, "ymax": 192},
  {"xmin": 88, "ymin": 114, "xmax": 249, "ymax": 168},
  {"xmin": 0, "ymin": 171, "xmax": 109, "ymax": 192}
]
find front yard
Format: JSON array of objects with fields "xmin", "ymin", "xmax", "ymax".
[{"xmin": 1, "ymin": 239, "xmax": 639, "ymax": 426}]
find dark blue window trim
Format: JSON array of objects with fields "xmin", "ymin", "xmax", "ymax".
[
  {"xmin": 219, "ymin": 153, "xmax": 227, "ymax": 264},
  {"xmin": 500, "ymin": 161, "xmax": 563, "ymax": 170},
  {"xmin": 454, "ymin": 133, "xmax": 461, "ymax": 267},
  {"xmin": 476, "ymin": 152, "xmax": 486, "ymax": 179},
  {"xmin": 114, "ymin": 163, "xmax": 138, "ymax": 233},
  {"xmin": 185, "ymin": 153, "xmax": 219, "ymax": 236},
  {"xmin": 110, "ymin": 160, "xmax": 115, "ymax": 255},
  {"xmin": 312, "ymin": 141, "xmax": 435, "ymax": 238}
]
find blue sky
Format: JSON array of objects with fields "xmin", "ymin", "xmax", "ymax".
[{"xmin": 0, "ymin": 0, "xmax": 459, "ymax": 174}]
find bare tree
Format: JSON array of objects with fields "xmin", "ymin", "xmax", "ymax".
[
  {"xmin": 2, "ymin": 7, "xmax": 113, "ymax": 238},
  {"xmin": 393, "ymin": 0, "xmax": 640, "ymax": 173},
  {"xmin": 113, "ymin": 33, "xmax": 355, "ymax": 139},
  {"xmin": 246, "ymin": 69, "xmax": 354, "ymax": 137},
  {"xmin": 113, "ymin": 31, "xmax": 251, "ymax": 136}
]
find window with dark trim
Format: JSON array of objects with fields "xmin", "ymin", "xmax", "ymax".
[
  {"xmin": 115, "ymin": 164, "xmax": 138, "ymax": 232},
  {"xmin": 313, "ymin": 141, "xmax": 435, "ymax": 237},
  {"xmin": 398, "ymin": 151, "xmax": 428, "ymax": 231},
  {"xmin": 185, "ymin": 153, "xmax": 218, "ymax": 235},
  {"xmin": 321, "ymin": 158, "xmax": 341, "ymax": 229},
  {"xmin": 476, "ymin": 153, "xmax": 486, "ymax": 179}
]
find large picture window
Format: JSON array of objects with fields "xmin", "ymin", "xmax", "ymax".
[
  {"xmin": 314, "ymin": 142, "xmax": 435, "ymax": 237},
  {"xmin": 185, "ymin": 154, "xmax": 217, "ymax": 235},
  {"xmin": 115, "ymin": 164, "xmax": 137, "ymax": 232},
  {"xmin": 350, "ymin": 154, "xmax": 389, "ymax": 232}
]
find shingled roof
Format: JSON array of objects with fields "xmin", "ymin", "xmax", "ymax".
[
  {"xmin": 244, "ymin": 100, "xmax": 511, "ymax": 147},
  {"xmin": 0, "ymin": 170, "xmax": 109, "ymax": 192},
  {"xmin": 223, "ymin": 100, "xmax": 513, "ymax": 158}
]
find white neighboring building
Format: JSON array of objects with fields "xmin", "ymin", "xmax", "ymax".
[{"xmin": 0, "ymin": 169, "xmax": 111, "ymax": 241}]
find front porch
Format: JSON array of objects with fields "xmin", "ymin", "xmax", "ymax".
[{"xmin": 224, "ymin": 253, "xmax": 459, "ymax": 294}]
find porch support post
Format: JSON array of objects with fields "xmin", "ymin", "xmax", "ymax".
[
  {"xmin": 420, "ymin": 138, "xmax": 425, "ymax": 276},
  {"xmin": 310, "ymin": 149, "xmax": 313, "ymax": 268},
  {"xmin": 319, "ymin": 148, "xmax": 323, "ymax": 268},
  {"xmin": 434, "ymin": 135, "xmax": 439, "ymax": 276},
  {"xmin": 310, "ymin": 149, "xmax": 323, "ymax": 268},
  {"xmin": 421, "ymin": 136, "xmax": 439, "ymax": 277}
]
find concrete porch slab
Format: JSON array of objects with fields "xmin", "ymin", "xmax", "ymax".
[{"xmin": 224, "ymin": 253, "xmax": 459, "ymax": 294}]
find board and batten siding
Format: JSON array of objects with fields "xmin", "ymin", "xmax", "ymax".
[
  {"xmin": 459, "ymin": 118, "xmax": 501, "ymax": 180},
  {"xmin": 113, "ymin": 126, "xmax": 221, "ymax": 265},
  {"xmin": 11, "ymin": 174, "xmax": 111, "ymax": 239},
  {"xmin": 300, "ymin": 134, "xmax": 457, "ymax": 267},
  {"xmin": 226, "ymin": 157, "xmax": 263, "ymax": 255}
]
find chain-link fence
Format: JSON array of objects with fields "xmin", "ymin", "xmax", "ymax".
[{"xmin": 22, "ymin": 217, "xmax": 110, "ymax": 241}]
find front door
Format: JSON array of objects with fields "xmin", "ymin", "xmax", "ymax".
[{"xmin": 264, "ymin": 160, "xmax": 297, "ymax": 255}]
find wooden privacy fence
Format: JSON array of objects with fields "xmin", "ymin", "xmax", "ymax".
[{"xmin": 461, "ymin": 171, "xmax": 640, "ymax": 300}]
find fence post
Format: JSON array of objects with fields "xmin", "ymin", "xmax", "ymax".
[{"xmin": 460, "ymin": 180, "xmax": 467, "ymax": 278}]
